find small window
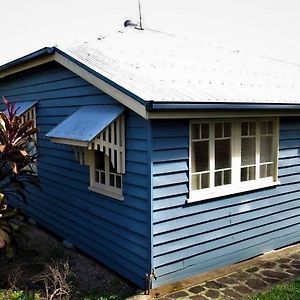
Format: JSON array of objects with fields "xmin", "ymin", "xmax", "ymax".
[
  {"xmin": 88, "ymin": 115, "xmax": 125, "ymax": 200},
  {"xmin": 90, "ymin": 149, "xmax": 123, "ymax": 198},
  {"xmin": 189, "ymin": 118, "xmax": 279, "ymax": 202}
]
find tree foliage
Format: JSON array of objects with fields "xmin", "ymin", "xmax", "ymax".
[{"xmin": 0, "ymin": 97, "xmax": 40, "ymax": 255}]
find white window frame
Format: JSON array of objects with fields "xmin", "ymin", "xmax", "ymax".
[
  {"xmin": 86, "ymin": 115, "xmax": 125, "ymax": 201},
  {"xmin": 88, "ymin": 150, "xmax": 124, "ymax": 200},
  {"xmin": 188, "ymin": 117, "xmax": 280, "ymax": 203}
]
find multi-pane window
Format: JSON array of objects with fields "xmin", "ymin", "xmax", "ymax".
[
  {"xmin": 93, "ymin": 149, "xmax": 122, "ymax": 195},
  {"xmin": 190, "ymin": 118, "xmax": 278, "ymax": 201},
  {"xmin": 88, "ymin": 115, "xmax": 125, "ymax": 200}
]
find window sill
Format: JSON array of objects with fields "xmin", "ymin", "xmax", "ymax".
[
  {"xmin": 187, "ymin": 179, "xmax": 280, "ymax": 203},
  {"xmin": 88, "ymin": 186, "xmax": 124, "ymax": 201}
]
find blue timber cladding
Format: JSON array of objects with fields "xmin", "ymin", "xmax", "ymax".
[
  {"xmin": 0, "ymin": 62, "xmax": 151, "ymax": 288},
  {"xmin": 151, "ymin": 118, "xmax": 300, "ymax": 287}
]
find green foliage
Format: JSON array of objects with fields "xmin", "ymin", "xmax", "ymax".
[
  {"xmin": 0, "ymin": 289, "xmax": 39, "ymax": 300},
  {"xmin": 251, "ymin": 278, "xmax": 300, "ymax": 300},
  {"xmin": 0, "ymin": 97, "xmax": 40, "ymax": 256}
]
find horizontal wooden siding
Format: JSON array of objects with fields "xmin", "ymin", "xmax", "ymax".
[
  {"xmin": 0, "ymin": 62, "xmax": 151, "ymax": 288},
  {"xmin": 152, "ymin": 117, "xmax": 300, "ymax": 287}
]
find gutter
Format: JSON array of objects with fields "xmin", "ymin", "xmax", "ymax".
[
  {"xmin": 145, "ymin": 101, "xmax": 300, "ymax": 111},
  {"xmin": 0, "ymin": 47, "xmax": 56, "ymax": 72}
]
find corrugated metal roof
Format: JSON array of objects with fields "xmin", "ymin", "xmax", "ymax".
[
  {"xmin": 46, "ymin": 105, "xmax": 125, "ymax": 143},
  {"xmin": 59, "ymin": 29, "xmax": 300, "ymax": 104}
]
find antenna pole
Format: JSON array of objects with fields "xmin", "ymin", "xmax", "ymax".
[{"xmin": 138, "ymin": 0, "xmax": 143, "ymax": 30}]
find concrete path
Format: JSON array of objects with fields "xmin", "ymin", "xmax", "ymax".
[{"xmin": 152, "ymin": 244, "xmax": 300, "ymax": 299}]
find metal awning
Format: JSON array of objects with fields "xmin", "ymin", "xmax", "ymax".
[
  {"xmin": 46, "ymin": 105, "xmax": 125, "ymax": 147},
  {"xmin": 2, "ymin": 101, "xmax": 37, "ymax": 116}
]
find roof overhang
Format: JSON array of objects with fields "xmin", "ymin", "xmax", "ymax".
[
  {"xmin": 0, "ymin": 47, "xmax": 148, "ymax": 119},
  {"xmin": 1, "ymin": 46, "xmax": 300, "ymax": 120}
]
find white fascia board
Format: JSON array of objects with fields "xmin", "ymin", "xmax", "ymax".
[{"xmin": 48, "ymin": 137, "xmax": 88, "ymax": 147}]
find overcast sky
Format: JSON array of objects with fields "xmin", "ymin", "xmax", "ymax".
[{"xmin": 1, "ymin": 0, "xmax": 300, "ymax": 65}]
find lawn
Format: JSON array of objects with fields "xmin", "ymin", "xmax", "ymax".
[
  {"xmin": 251, "ymin": 278, "xmax": 300, "ymax": 300},
  {"xmin": 0, "ymin": 222, "xmax": 137, "ymax": 300}
]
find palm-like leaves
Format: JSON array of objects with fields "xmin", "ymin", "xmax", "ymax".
[{"xmin": 0, "ymin": 97, "xmax": 40, "ymax": 255}]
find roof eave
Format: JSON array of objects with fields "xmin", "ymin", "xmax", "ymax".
[{"xmin": 0, "ymin": 47, "xmax": 56, "ymax": 73}]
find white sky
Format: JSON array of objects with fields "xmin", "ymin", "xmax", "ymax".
[{"xmin": 1, "ymin": 0, "xmax": 300, "ymax": 65}]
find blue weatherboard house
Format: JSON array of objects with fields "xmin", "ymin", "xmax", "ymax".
[{"xmin": 1, "ymin": 29, "xmax": 300, "ymax": 289}]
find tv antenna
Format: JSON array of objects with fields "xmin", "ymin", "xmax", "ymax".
[
  {"xmin": 124, "ymin": 0, "xmax": 144, "ymax": 30},
  {"xmin": 137, "ymin": 0, "xmax": 143, "ymax": 30}
]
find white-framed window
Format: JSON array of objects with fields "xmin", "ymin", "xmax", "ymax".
[
  {"xmin": 189, "ymin": 118, "xmax": 279, "ymax": 202},
  {"xmin": 87, "ymin": 115, "xmax": 125, "ymax": 200},
  {"xmin": 89, "ymin": 149, "xmax": 123, "ymax": 198}
]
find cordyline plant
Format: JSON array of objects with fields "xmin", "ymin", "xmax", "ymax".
[{"xmin": 0, "ymin": 96, "xmax": 40, "ymax": 256}]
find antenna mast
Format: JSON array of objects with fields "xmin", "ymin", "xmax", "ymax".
[
  {"xmin": 137, "ymin": 0, "xmax": 143, "ymax": 30},
  {"xmin": 123, "ymin": 0, "xmax": 144, "ymax": 30}
]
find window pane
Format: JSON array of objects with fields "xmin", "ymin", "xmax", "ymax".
[
  {"xmin": 241, "ymin": 166, "xmax": 256, "ymax": 182},
  {"xmin": 95, "ymin": 171, "xmax": 99, "ymax": 183},
  {"xmin": 215, "ymin": 139, "xmax": 231, "ymax": 169},
  {"xmin": 191, "ymin": 141, "xmax": 209, "ymax": 172},
  {"xmin": 241, "ymin": 122, "xmax": 248, "ymax": 136},
  {"xmin": 224, "ymin": 170, "xmax": 231, "ymax": 185},
  {"xmin": 267, "ymin": 164, "xmax": 273, "ymax": 177},
  {"xmin": 267, "ymin": 121, "xmax": 273, "ymax": 134},
  {"xmin": 249, "ymin": 166, "xmax": 256, "ymax": 180},
  {"xmin": 215, "ymin": 170, "xmax": 231, "ymax": 186},
  {"xmin": 95, "ymin": 151, "xmax": 105, "ymax": 170},
  {"xmin": 191, "ymin": 124, "xmax": 200, "ymax": 139},
  {"xmin": 191, "ymin": 174, "xmax": 200, "ymax": 190},
  {"xmin": 260, "ymin": 164, "xmax": 267, "ymax": 178},
  {"xmin": 215, "ymin": 123, "xmax": 222, "ymax": 138},
  {"xmin": 260, "ymin": 136, "xmax": 273, "ymax": 163},
  {"xmin": 249, "ymin": 122, "xmax": 256, "ymax": 135},
  {"xmin": 116, "ymin": 176, "xmax": 121, "ymax": 188},
  {"xmin": 109, "ymin": 174, "xmax": 115, "ymax": 187},
  {"xmin": 109, "ymin": 154, "xmax": 118, "ymax": 173},
  {"xmin": 242, "ymin": 122, "xmax": 256, "ymax": 136},
  {"xmin": 260, "ymin": 121, "xmax": 267, "ymax": 135},
  {"xmin": 100, "ymin": 172, "xmax": 106, "ymax": 184},
  {"xmin": 192, "ymin": 123, "xmax": 209, "ymax": 140},
  {"xmin": 201, "ymin": 173, "xmax": 210, "ymax": 189},
  {"xmin": 191, "ymin": 173, "xmax": 210, "ymax": 190},
  {"xmin": 224, "ymin": 122, "xmax": 231, "ymax": 137},
  {"xmin": 241, "ymin": 168, "xmax": 247, "ymax": 182},
  {"xmin": 241, "ymin": 137, "xmax": 256, "ymax": 165},
  {"xmin": 215, "ymin": 171, "xmax": 222, "ymax": 186},
  {"xmin": 201, "ymin": 123, "xmax": 209, "ymax": 139}
]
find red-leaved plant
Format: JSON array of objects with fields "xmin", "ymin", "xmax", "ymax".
[{"xmin": 0, "ymin": 96, "xmax": 40, "ymax": 256}]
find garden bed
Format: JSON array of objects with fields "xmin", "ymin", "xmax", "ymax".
[{"xmin": 0, "ymin": 222, "xmax": 137, "ymax": 299}]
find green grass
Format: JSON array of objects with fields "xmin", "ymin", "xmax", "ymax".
[{"xmin": 251, "ymin": 278, "xmax": 300, "ymax": 300}]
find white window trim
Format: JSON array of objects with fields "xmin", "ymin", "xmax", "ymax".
[
  {"xmin": 73, "ymin": 115, "xmax": 125, "ymax": 201},
  {"xmin": 89, "ymin": 150, "xmax": 124, "ymax": 201},
  {"xmin": 188, "ymin": 117, "xmax": 280, "ymax": 203}
]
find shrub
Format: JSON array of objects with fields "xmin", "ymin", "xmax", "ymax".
[{"xmin": 0, "ymin": 97, "xmax": 40, "ymax": 256}]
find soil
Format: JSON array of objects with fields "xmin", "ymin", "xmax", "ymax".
[{"xmin": 0, "ymin": 222, "xmax": 137, "ymax": 299}]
